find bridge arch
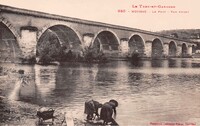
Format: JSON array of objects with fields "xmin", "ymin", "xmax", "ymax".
[
  {"xmin": 0, "ymin": 17, "xmax": 20, "ymax": 40},
  {"xmin": 192, "ymin": 45, "xmax": 196, "ymax": 54},
  {"xmin": 0, "ymin": 20, "xmax": 20, "ymax": 62},
  {"xmin": 168, "ymin": 41, "xmax": 177, "ymax": 57},
  {"xmin": 37, "ymin": 24, "xmax": 83, "ymax": 61},
  {"xmin": 38, "ymin": 24, "xmax": 82, "ymax": 49},
  {"xmin": 38, "ymin": 23, "xmax": 83, "ymax": 45},
  {"xmin": 182, "ymin": 43, "xmax": 188, "ymax": 57},
  {"xmin": 151, "ymin": 38, "xmax": 164, "ymax": 59},
  {"xmin": 91, "ymin": 30, "xmax": 120, "ymax": 53},
  {"xmin": 128, "ymin": 34, "xmax": 145, "ymax": 56}
]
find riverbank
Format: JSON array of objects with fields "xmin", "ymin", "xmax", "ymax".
[
  {"xmin": 0, "ymin": 96, "xmax": 38, "ymax": 125},
  {"xmin": 0, "ymin": 67, "xmax": 38, "ymax": 125},
  {"xmin": 0, "ymin": 96, "xmax": 87, "ymax": 126},
  {"xmin": 0, "ymin": 66, "xmax": 85, "ymax": 126}
]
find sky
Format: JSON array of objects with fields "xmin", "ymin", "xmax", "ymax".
[{"xmin": 0, "ymin": 0, "xmax": 199, "ymax": 31}]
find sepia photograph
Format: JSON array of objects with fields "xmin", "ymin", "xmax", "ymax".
[{"xmin": 0, "ymin": 0, "xmax": 200, "ymax": 126}]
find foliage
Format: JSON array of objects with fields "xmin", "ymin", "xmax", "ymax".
[
  {"xmin": 37, "ymin": 31, "xmax": 62, "ymax": 64},
  {"xmin": 158, "ymin": 29, "xmax": 200, "ymax": 49},
  {"xmin": 37, "ymin": 30, "xmax": 108, "ymax": 64},
  {"xmin": 83, "ymin": 47, "xmax": 107, "ymax": 63},
  {"xmin": 158, "ymin": 29, "xmax": 200, "ymax": 39}
]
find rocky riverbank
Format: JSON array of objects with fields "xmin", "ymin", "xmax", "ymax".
[
  {"xmin": 0, "ymin": 96, "xmax": 38, "ymax": 125},
  {"xmin": 0, "ymin": 66, "xmax": 85, "ymax": 126}
]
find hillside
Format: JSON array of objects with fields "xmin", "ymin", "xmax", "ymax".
[{"xmin": 158, "ymin": 29, "xmax": 200, "ymax": 39}]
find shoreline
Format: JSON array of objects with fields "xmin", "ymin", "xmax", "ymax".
[
  {"xmin": 0, "ymin": 68, "xmax": 85, "ymax": 126},
  {"xmin": 0, "ymin": 96, "xmax": 86, "ymax": 126}
]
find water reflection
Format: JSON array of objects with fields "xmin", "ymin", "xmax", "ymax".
[
  {"xmin": 181, "ymin": 59, "xmax": 191, "ymax": 68},
  {"xmin": 8, "ymin": 79, "xmax": 21, "ymax": 100},
  {"xmin": 4, "ymin": 59, "xmax": 200, "ymax": 125},
  {"xmin": 34, "ymin": 65, "xmax": 58, "ymax": 105},
  {"xmin": 168, "ymin": 59, "xmax": 193, "ymax": 68},
  {"xmin": 151, "ymin": 60, "xmax": 164, "ymax": 67},
  {"xmin": 168, "ymin": 59, "xmax": 179, "ymax": 67},
  {"xmin": 128, "ymin": 73, "xmax": 142, "ymax": 86}
]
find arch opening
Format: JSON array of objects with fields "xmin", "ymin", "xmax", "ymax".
[
  {"xmin": 192, "ymin": 45, "xmax": 196, "ymax": 54},
  {"xmin": 128, "ymin": 35, "xmax": 145, "ymax": 57},
  {"xmin": 92, "ymin": 40, "xmax": 101, "ymax": 54},
  {"xmin": 37, "ymin": 25, "xmax": 82, "ymax": 63},
  {"xmin": 0, "ymin": 22, "xmax": 20, "ymax": 62},
  {"xmin": 168, "ymin": 41, "xmax": 177, "ymax": 57},
  {"xmin": 152, "ymin": 38, "xmax": 163, "ymax": 59},
  {"xmin": 91, "ymin": 31, "xmax": 119, "ymax": 58},
  {"xmin": 181, "ymin": 43, "xmax": 187, "ymax": 57}
]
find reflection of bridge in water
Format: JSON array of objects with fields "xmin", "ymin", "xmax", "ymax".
[
  {"xmin": 0, "ymin": 5, "xmax": 197, "ymax": 62},
  {"xmin": 13, "ymin": 59, "xmax": 198, "ymax": 105},
  {"xmin": 3, "ymin": 60, "xmax": 199, "ymax": 125}
]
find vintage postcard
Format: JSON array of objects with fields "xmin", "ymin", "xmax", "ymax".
[{"xmin": 0, "ymin": 0, "xmax": 200, "ymax": 126}]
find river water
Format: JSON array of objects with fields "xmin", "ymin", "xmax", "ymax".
[{"xmin": 1, "ymin": 59, "xmax": 200, "ymax": 126}]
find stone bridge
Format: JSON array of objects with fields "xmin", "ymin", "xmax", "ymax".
[{"xmin": 0, "ymin": 4, "xmax": 196, "ymax": 62}]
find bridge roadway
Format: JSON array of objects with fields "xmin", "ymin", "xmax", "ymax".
[{"xmin": 0, "ymin": 4, "xmax": 197, "ymax": 62}]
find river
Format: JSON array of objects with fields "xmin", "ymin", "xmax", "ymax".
[{"xmin": 1, "ymin": 59, "xmax": 200, "ymax": 126}]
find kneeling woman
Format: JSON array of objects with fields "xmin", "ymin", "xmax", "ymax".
[
  {"xmin": 100, "ymin": 99, "xmax": 118, "ymax": 125},
  {"xmin": 84, "ymin": 100, "xmax": 102, "ymax": 121}
]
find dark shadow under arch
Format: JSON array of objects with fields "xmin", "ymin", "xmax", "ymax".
[
  {"xmin": 182, "ymin": 43, "xmax": 187, "ymax": 57},
  {"xmin": 128, "ymin": 35, "xmax": 145, "ymax": 57},
  {"xmin": 0, "ymin": 22, "xmax": 20, "ymax": 62},
  {"xmin": 152, "ymin": 38, "xmax": 163, "ymax": 59},
  {"xmin": 168, "ymin": 41, "xmax": 177, "ymax": 57},
  {"xmin": 192, "ymin": 45, "xmax": 196, "ymax": 54},
  {"xmin": 91, "ymin": 31, "xmax": 119, "ymax": 58},
  {"xmin": 37, "ymin": 25, "xmax": 82, "ymax": 62}
]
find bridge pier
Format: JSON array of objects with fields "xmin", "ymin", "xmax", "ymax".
[
  {"xmin": 163, "ymin": 43, "xmax": 169, "ymax": 58},
  {"xmin": 19, "ymin": 26, "xmax": 38, "ymax": 63},
  {"xmin": 83, "ymin": 33, "xmax": 94, "ymax": 49},
  {"xmin": 144, "ymin": 41, "xmax": 152, "ymax": 58},
  {"xmin": 176, "ymin": 44, "xmax": 182, "ymax": 57},
  {"xmin": 120, "ymin": 38, "xmax": 129, "ymax": 55},
  {"xmin": 187, "ymin": 45, "xmax": 193, "ymax": 56}
]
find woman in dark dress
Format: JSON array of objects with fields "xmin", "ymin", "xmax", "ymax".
[
  {"xmin": 84, "ymin": 100, "xmax": 102, "ymax": 120},
  {"xmin": 100, "ymin": 99, "xmax": 118, "ymax": 125}
]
